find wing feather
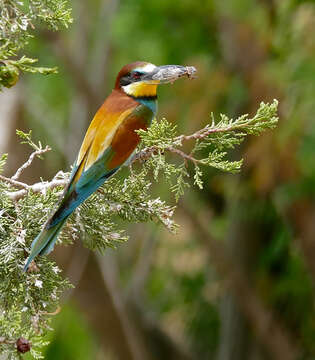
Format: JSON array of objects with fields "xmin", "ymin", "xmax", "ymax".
[{"xmin": 84, "ymin": 108, "xmax": 134, "ymax": 170}]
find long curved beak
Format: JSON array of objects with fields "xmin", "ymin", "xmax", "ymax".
[{"xmin": 144, "ymin": 65, "xmax": 197, "ymax": 84}]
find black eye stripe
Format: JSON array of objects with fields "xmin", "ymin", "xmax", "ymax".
[
  {"xmin": 120, "ymin": 76, "xmax": 131, "ymax": 86},
  {"xmin": 119, "ymin": 71, "xmax": 144, "ymax": 86}
]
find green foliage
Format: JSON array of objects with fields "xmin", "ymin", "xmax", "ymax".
[
  {"xmin": 0, "ymin": 179, "xmax": 71, "ymax": 358},
  {"xmin": 0, "ymin": 0, "xmax": 72, "ymax": 89},
  {"xmin": 16, "ymin": 129, "xmax": 47, "ymax": 157},
  {"xmin": 137, "ymin": 100, "xmax": 278, "ymax": 200},
  {"xmin": 0, "ymin": 154, "xmax": 8, "ymax": 174},
  {"xmin": 0, "ymin": 102, "xmax": 278, "ymax": 358}
]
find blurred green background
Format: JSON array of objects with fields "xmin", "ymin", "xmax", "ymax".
[{"xmin": 2, "ymin": 0, "xmax": 315, "ymax": 359}]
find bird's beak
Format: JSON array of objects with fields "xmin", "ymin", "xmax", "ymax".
[{"xmin": 144, "ymin": 65, "xmax": 197, "ymax": 84}]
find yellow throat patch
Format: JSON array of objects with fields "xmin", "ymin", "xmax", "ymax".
[{"xmin": 122, "ymin": 82, "xmax": 158, "ymax": 98}]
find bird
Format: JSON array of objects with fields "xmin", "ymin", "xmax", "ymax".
[{"xmin": 23, "ymin": 61, "xmax": 196, "ymax": 272}]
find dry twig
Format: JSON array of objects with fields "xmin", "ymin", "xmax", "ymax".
[{"xmin": 11, "ymin": 146, "xmax": 51, "ymax": 180}]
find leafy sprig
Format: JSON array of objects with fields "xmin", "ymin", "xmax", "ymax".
[
  {"xmin": 0, "ymin": 0, "xmax": 72, "ymax": 89},
  {"xmin": 136, "ymin": 99, "xmax": 278, "ymax": 199}
]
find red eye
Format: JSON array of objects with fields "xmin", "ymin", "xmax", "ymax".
[{"xmin": 132, "ymin": 71, "xmax": 142, "ymax": 79}]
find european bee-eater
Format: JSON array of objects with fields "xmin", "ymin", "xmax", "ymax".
[{"xmin": 24, "ymin": 61, "xmax": 196, "ymax": 272}]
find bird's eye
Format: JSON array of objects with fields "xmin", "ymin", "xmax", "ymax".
[{"xmin": 132, "ymin": 71, "xmax": 142, "ymax": 79}]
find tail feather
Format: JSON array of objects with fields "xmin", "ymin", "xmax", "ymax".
[
  {"xmin": 23, "ymin": 156, "xmax": 119, "ymax": 272},
  {"xmin": 23, "ymin": 218, "xmax": 67, "ymax": 272}
]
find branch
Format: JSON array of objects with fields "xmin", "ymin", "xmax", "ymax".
[
  {"xmin": 11, "ymin": 145, "xmax": 51, "ymax": 180},
  {"xmin": 4, "ymin": 144, "xmax": 200, "ymax": 201},
  {"xmin": 4, "ymin": 170, "xmax": 68, "ymax": 201},
  {"xmin": 134, "ymin": 101, "xmax": 278, "ymax": 171},
  {"xmin": 131, "ymin": 145, "xmax": 200, "ymax": 166},
  {"xmin": 2, "ymin": 101, "xmax": 278, "ymax": 205},
  {"xmin": 0, "ymin": 174, "xmax": 29, "ymax": 189},
  {"xmin": 175, "ymin": 99, "xmax": 278, "ymax": 145},
  {"xmin": 0, "ymin": 337, "xmax": 15, "ymax": 345},
  {"xmin": 0, "ymin": 138, "xmax": 53, "ymax": 197},
  {"xmin": 176, "ymin": 124, "xmax": 231, "ymax": 144},
  {"xmin": 175, "ymin": 122, "xmax": 242, "ymax": 144}
]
